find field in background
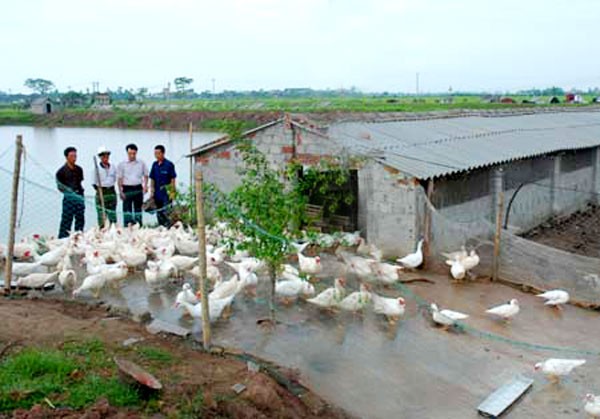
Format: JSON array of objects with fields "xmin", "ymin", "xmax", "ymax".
[{"xmin": 1, "ymin": 94, "xmax": 598, "ymax": 130}]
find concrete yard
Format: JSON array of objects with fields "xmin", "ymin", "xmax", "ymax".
[{"xmin": 92, "ymin": 254, "xmax": 600, "ymax": 419}]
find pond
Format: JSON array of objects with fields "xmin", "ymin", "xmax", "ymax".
[{"xmin": 0, "ymin": 126, "xmax": 221, "ymax": 239}]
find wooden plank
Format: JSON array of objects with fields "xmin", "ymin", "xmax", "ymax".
[{"xmin": 477, "ymin": 375, "xmax": 533, "ymax": 418}]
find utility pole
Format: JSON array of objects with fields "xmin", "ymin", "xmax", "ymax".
[
  {"xmin": 211, "ymin": 78, "xmax": 216, "ymax": 94},
  {"xmin": 416, "ymin": 72, "xmax": 420, "ymax": 97}
]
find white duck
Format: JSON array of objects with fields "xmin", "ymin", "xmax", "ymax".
[
  {"xmin": 307, "ymin": 278, "xmax": 346, "ymax": 309},
  {"xmin": 446, "ymin": 259, "xmax": 466, "ymax": 280},
  {"xmin": 11, "ymin": 261, "xmax": 45, "ymax": 277},
  {"xmin": 176, "ymin": 283, "xmax": 199, "ymax": 305},
  {"xmin": 175, "ymin": 293, "xmax": 234, "ymax": 323},
  {"xmin": 298, "ymin": 253, "xmax": 322, "ymax": 275},
  {"xmin": 225, "ymin": 262, "xmax": 258, "ymax": 290},
  {"xmin": 210, "ymin": 274, "xmax": 241, "ymax": 300},
  {"xmin": 144, "ymin": 260, "xmax": 174, "ymax": 287},
  {"xmin": 167, "ymin": 255, "xmax": 198, "ymax": 272},
  {"xmin": 275, "ymin": 278, "xmax": 315, "ymax": 301},
  {"xmin": 396, "ymin": 239, "xmax": 424, "ymax": 269},
  {"xmin": 356, "ymin": 238, "xmax": 382, "ymax": 261},
  {"xmin": 190, "ymin": 264, "xmax": 222, "ymax": 284},
  {"xmin": 370, "ymin": 261, "xmax": 403, "ymax": 285},
  {"xmin": 73, "ymin": 273, "xmax": 107, "ymax": 298},
  {"xmin": 344, "ymin": 255, "xmax": 376, "ymax": 280},
  {"xmin": 16, "ymin": 272, "xmax": 59, "ymax": 288},
  {"xmin": 441, "ymin": 246, "xmax": 467, "ymax": 261},
  {"xmin": 175, "ymin": 236, "xmax": 199, "ymax": 256},
  {"xmin": 58, "ymin": 269, "xmax": 77, "ymax": 289},
  {"xmin": 430, "ymin": 303, "xmax": 469, "ymax": 329},
  {"xmin": 534, "ymin": 358, "xmax": 586, "ymax": 383},
  {"xmin": 102, "ymin": 261, "xmax": 129, "ymax": 284},
  {"xmin": 38, "ymin": 246, "xmax": 67, "ymax": 267},
  {"xmin": 121, "ymin": 245, "xmax": 147, "ymax": 269},
  {"xmin": 584, "ymin": 394, "xmax": 600, "ymax": 418},
  {"xmin": 371, "ymin": 293, "xmax": 405, "ymax": 322},
  {"xmin": 486, "ymin": 299, "xmax": 520, "ymax": 321},
  {"xmin": 337, "ymin": 283, "xmax": 372, "ymax": 312},
  {"xmin": 536, "ymin": 289, "xmax": 570, "ymax": 309},
  {"xmin": 339, "ymin": 231, "xmax": 361, "ymax": 247},
  {"xmin": 461, "ymin": 250, "xmax": 480, "ymax": 272},
  {"xmin": 280, "ymin": 264, "xmax": 301, "ymax": 282}
]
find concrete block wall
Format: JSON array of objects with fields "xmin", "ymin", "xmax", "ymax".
[
  {"xmin": 435, "ymin": 149, "xmax": 599, "ymax": 232},
  {"xmin": 358, "ymin": 161, "xmax": 419, "ymax": 257}
]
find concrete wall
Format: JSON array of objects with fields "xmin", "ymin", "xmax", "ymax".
[
  {"xmin": 435, "ymin": 147, "xmax": 599, "ymax": 233},
  {"xmin": 358, "ymin": 161, "xmax": 420, "ymax": 257}
]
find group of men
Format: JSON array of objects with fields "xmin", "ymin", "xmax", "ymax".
[{"xmin": 55, "ymin": 143, "xmax": 177, "ymax": 238}]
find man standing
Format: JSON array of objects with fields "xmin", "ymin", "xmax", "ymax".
[
  {"xmin": 149, "ymin": 144, "xmax": 177, "ymax": 227},
  {"xmin": 56, "ymin": 146, "xmax": 85, "ymax": 239},
  {"xmin": 91, "ymin": 145, "xmax": 117, "ymax": 227},
  {"xmin": 117, "ymin": 143, "xmax": 148, "ymax": 226}
]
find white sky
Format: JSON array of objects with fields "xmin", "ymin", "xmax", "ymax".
[{"xmin": 1, "ymin": 0, "xmax": 599, "ymax": 94}]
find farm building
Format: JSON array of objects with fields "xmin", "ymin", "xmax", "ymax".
[
  {"xmin": 191, "ymin": 111, "xmax": 600, "ymax": 257},
  {"xmin": 29, "ymin": 97, "xmax": 54, "ymax": 114},
  {"xmin": 92, "ymin": 92, "xmax": 111, "ymax": 106}
]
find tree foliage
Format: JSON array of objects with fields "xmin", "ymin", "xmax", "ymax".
[
  {"xmin": 24, "ymin": 78, "xmax": 55, "ymax": 95},
  {"xmin": 174, "ymin": 77, "xmax": 194, "ymax": 96}
]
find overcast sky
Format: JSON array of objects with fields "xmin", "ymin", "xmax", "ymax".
[{"xmin": 1, "ymin": 0, "xmax": 598, "ymax": 94}]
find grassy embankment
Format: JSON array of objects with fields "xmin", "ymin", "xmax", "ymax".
[{"xmin": 1, "ymin": 95, "xmax": 597, "ymax": 130}]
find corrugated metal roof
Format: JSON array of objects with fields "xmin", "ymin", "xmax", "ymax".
[{"xmin": 328, "ymin": 111, "xmax": 600, "ymax": 179}]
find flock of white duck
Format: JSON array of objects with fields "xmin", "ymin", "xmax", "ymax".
[{"xmin": 1, "ymin": 223, "xmax": 597, "ymax": 413}]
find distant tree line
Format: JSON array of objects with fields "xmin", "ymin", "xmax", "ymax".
[{"xmin": 0, "ymin": 76, "xmax": 598, "ymax": 108}]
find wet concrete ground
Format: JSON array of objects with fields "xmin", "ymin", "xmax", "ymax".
[{"xmin": 20, "ymin": 254, "xmax": 600, "ymax": 418}]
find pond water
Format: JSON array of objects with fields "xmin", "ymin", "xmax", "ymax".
[{"xmin": 0, "ymin": 126, "xmax": 221, "ymax": 239}]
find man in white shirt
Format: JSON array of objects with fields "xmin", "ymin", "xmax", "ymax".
[
  {"xmin": 91, "ymin": 145, "xmax": 118, "ymax": 226},
  {"xmin": 117, "ymin": 143, "xmax": 148, "ymax": 226}
]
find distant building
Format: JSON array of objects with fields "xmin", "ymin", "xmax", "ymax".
[
  {"xmin": 30, "ymin": 97, "xmax": 54, "ymax": 114},
  {"xmin": 500, "ymin": 97, "xmax": 516, "ymax": 104},
  {"xmin": 566, "ymin": 93, "xmax": 584, "ymax": 104},
  {"xmin": 92, "ymin": 93, "xmax": 111, "ymax": 106}
]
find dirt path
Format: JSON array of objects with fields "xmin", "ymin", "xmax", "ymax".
[{"xmin": 0, "ymin": 297, "xmax": 351, "ymax": 419}]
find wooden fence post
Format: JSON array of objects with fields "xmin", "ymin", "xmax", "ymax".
[
  {"xmin": 492, "ymin": 168, "xmax": 504, "ymax": 282},
  {"xmin": 422, "ymin": 179, "xmax": 434, "ymax": 269},
  {"xmin": 4, "ymin": 136, "xmax": 24, "ymax": 294},
  {"xmin": 195, "ymin": 170, "xmax": 211, "ymax": 349},
  {"xmin": 189, "ymin": 122, "xmax": 195, "ymax": 222}
]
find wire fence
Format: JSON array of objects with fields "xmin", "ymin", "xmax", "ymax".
[{"xmin": 1, "ymin": 135, "xmax": 600, "ymax": 357}]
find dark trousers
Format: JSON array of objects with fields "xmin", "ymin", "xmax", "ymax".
[
  {"xmin": 96, "ymin": 188, "xmax": 117, "ymax": 226},
  {"xmin": 122, "ymin": 185, "xmax": 143, "ymax": 226},
  {"xmin": 155, "ymin": 196, "xmax": 172, "ymax": 227},
  {"xmin": 59, "ymin": 194, "xmax": 85, "ymax": 239}
]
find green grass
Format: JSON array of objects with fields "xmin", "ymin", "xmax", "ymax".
[
  {"xmin": 135, "ymin": 346, "xmax": 174, "ymax": 363},
  {"xmin": 0, "ymin": 340, "xmax": 142, "ymax": 412},
  {"xmin": 0, "ymin": 108, "xmax": 36, "ymax": 125},
  {"xmin": 2, "ymin": 95, "xmax": 598, "ymax": 131}
]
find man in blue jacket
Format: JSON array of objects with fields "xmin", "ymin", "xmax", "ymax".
[{"xmin": 149, "ymin": 144, "xmax": 177, "ymax": 227}]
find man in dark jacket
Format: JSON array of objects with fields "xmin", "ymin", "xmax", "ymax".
[
  {"xmin": 149, "ymin": 144, "xmax": 176, "ymax": 227},
  {"xmin": 56, "ymin": 146, "xmax": 85, "ymax": 238}
]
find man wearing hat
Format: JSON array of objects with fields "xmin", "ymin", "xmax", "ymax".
[{"xmin": 91, "ymin": 145, "xmax": 117, "ymax": 226}]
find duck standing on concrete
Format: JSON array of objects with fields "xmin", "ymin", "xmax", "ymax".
[
  {"xmin": 536, "ymin": 289, "xmax": 570, "ymax": 309},
  {"xmin": 486, "ymin": 299, "xmax": 520, "ymax": 322},
  {"xmin": 534, "ymin": 358, "xmax": 586, "ymax": 383},
  {"xmin": 396, "ymin": 239, "xmax": 424, "ymax": 269}
]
